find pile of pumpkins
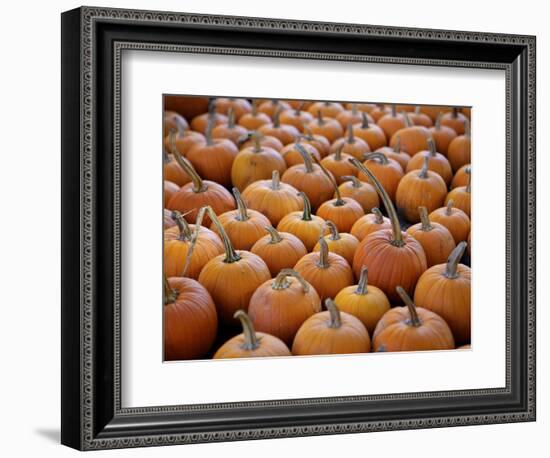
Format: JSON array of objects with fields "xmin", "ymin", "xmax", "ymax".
[{"xmin": 163, "ymin": 97, "xmax": 472, "ymax": 360}]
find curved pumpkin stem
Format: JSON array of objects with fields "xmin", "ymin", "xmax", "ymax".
[
  {"xmin": 265, "ymin": 225, "xmax": 283, "ymax": 244},
  {"xmin": 364, "ymin": 152, "xmax": 390, "ymax": 165},
  {"xmin": 169, "ymin": 132, "xmax": 207, "ymax": 193},
  {"xmin": 390, "ymin": 104, "xmax": 397, "ymax": 118},
  {"xmin": 295, "ymin": 143, "xmax": 314, "ymax": 173},
  {"xmin": 435, "ymin": 112, "xmax": 443, "ymax": 130},
  {"xmin": 201, "ymin": 206, "xmax": 241, "ymax": 264},
  {"xmin": 163, "ymin": 275, "xmax": 178, "ymax": 306},
  {"xmin": 349, "ymin": 158, "xmax": 404, "ymax": 247},
  {"xmin": 272, "ymin": 268, "xmax": 310, "ymax": 293},
  {"xmin": 234, "ymin": 310, "xmax": 260, "ymax": 351},
  {"xmin": 418, "ymin": 154, "xmax": 430, "ymax": 179},
  {"xmin": 252, "ymin": 132, "xmax": 262, "ymax": 153},
  {"xmin": 402, "ymin": 111, "xmax": 413, "ymax": 128},
  {"xmin": 298, "ymin": 192, "xmax": 313, "ymax": 222},
  {"xmin": 316, "ymin": 237, "xmax": 330, "ymax": 269},
  {"xmin": 446, "ymin": 199, "xmax": 454, "ymax": 216},
  {"xmin": 465, "ymin": 166, "xmax": 471, "ymax": 193},
  {"xmin": 312, "ymin": 154, "xmax": 343, "ymax": 206},
  {"xmin": 427, "ymin": 137, "xmax": 437, "ymax": 157},
  {"xmin": 419, "ymin": 206, "xmax": 433, "ymax": 231},
  {"xmin": 334, "ymin": 142, "xmax": 345, "ymax": 161},
  {"xmin": 355, "ymin": 266, "xmax": 369, "ymax": 295},
  {"xmin": 273, "ymin": 106, "xmax": 282, "ymax": 128},
  {"xmin": 361, "ymin": 112, "xmax": 369, "ymax": 129},
  {"xmin": 227, "ymin": 107, "xmax": 236, "ymax": 129},
  {"xmin": 372, "ymin": 207, "xmax": 384, "ymax": 224},
  {"xmin": 393, "ymin": 135, "xmax": 402, "ymax": 154},
  {"xmin": 271, "ymin": 169, "xmax": 281, "ymax": 190},
  {"xmin": 395, "ymin": 286, "xmax": 421, "ymax": 327},
  {"xmin": 326, "ymin": 221, "xmax": 341, "ymax": 241},
  {"xmin": 445, "ymin": 241, "xmax": 467, "ymax": 279},
  {"xmin": 325, "ymin": 298, "xmax": 342, "ymax": 329},
  {"xmin": 347, "ymin": 122, "xmax": 355, "ymax": 144},
  {"xmin": 171, "ymin": 210, "xmax": 192, "ymax": 241},
  {"xmin": 341, "ymin": 175, "xmax": 362, "ymax": 188},
  {"xmin": 233, "ymin": 187, "xmax": 250, "ymax": 222}
]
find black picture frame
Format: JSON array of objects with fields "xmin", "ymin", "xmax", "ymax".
[{"xmin": 61, "ymin": 6, "xmax": 536, "ymax": 450}]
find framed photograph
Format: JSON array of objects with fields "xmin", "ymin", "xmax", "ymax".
[{"xmin": 61, "ymin": 6, "xmax": 536, "ymax": 451}]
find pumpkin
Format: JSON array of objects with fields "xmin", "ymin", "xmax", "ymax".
[
  {"xmin": 238, "ymin": 100, "xmax": 272, "ymax": 130},
  {"xmin": 334, "ymin": 266, "xmax": 391, "ymax": 335},
  {"xmin": 212, "ymin": 107, "xmax": 248, "ymax": 145},
  {"xmin": 307, "ymin": 101, "xmax": 345, "ymax": 119},
  {"xmin": 408, "ymin": 106, "xmax": 434, "ymax": 128},
  {"xmin": 163, "ymin": 110, "xmax": 189, "ymax": 137},
  {"xmin": 447, "ymin": 118, "xmax": 471, "ymax": 172},
  {"xmin": 441, "ymin": 107, "xmax": 468, "ymax": 135},
  {"xmin": 164, "ymin": 210, "xmax": 224, "ymax": 279},
  {"xmin": 281, "ymin": 143, "xmax": 335, "ymax": 210},
  {"xmin": 372, "ymin": 286, "xmax": 455, "ymax": 352},
  {"xmin": 338, "ymin": 175, "xmax": 379, "ymax": 213},
  {"xmin": 211, "ymin": 188, "xmax": 271, "ymax": 251},
  {"xmin": 230, "ymin": 134, "xmax": 287, "ymax": 191},
  {"xmin": 287, "ymin": 99, "xmax": 313, "ymax": 111},
  {"xmin": 335, "ymin": 104, "xmax": 369, "ymax": 129},
  {"xmin": 314, "ymin": 156, "xmax": 365, "ymax": 233},
  {"xmin": 357, "ymin": 152, "xmax": 404, "ymax": 202},
  {"xmin": 166, "ymin": 142, "xmax": 236, "ymax": 225},
  {"xmin": 163, "ymin": 128, "xmax": 205, "ymax": 157},
  {"xmin": 258, "ymin": 99, "xmax": 291, "ymax": 119},
  {"xmin": 186, "ymin": 116, "xmax": 239, "ymax": 187},
  {"xmin": 429, "ymin": 112, "xmax": 457, "ymax": 156},
  {"xmin": 451, "ymin": 163, "xmax": 471, "ymax": 189},
  {"xmin": 313, "ymin": 221, "xmax": 360, "ymax": 266},
  {"xmin": 280, "ymin": 140, "xmax": 321, "ymax": 167},
  {"xmin": 163, "ymin": 133, "xmax": 192, "ymax": 186},
  {"xmin": 330, "ymin": 123, "xmax": 371, "ymax": 160},
  {"xmin": 214, "ymin": 97, "xmax": 252, "ymax": 119},
  {"xmin": 345, "ymin": 102, "xmax": 376, "ymax": 113},
  {"xmin": 301, "ymin": 126, "xmax": 331, "ymax": 158},
  {"xmin": 165, "ymin": 95, "xmax": 209, "ymax": 120},
  {"xmin": 405, "ymin": 137, "xmax": 453, "ymax": 186},
  {"xmin": 190, "ymin": 100, "xmax": 228, "ymax": 134},
  {"xmin": 350, "ymin": 207, "xmax": 392, "ymax": 241},
  {"xmin": 369, "ymin": 104, "xmax": 391, "ymax": 122},
  {"xmin": 294, "ymin": 237, "xmax": 354, "ymax": 302},
  {"xmin": 292, "ymin": 299, "xmax": 371, "ymax": 355},
  {"xmin": 248, "ymin": 269, "xmax": 322, "ymax": 346},
  {"xmin": 348, "ymin": 112, "xmax": 387, "ymax": 150},
  {"xmin": 396, "ymin": 155, "xmax": 447, "ymax": 223},
  {"xmin": 239, "ymin": 132, "xmax": 284, "ymax": 152},
  {"xmin": 419, "ymin": 105, "xmax": 450, "ymax": 123},
  {"xmin": 406, "ymin": 206, "xmax": 456, "ymax": 267},
  {"xmin": 350, "ymin": 158, "xmax": 427, "ymax": 303},
  {"xmin": 258, "ymin": 107, "xmax": 301, "ymax": 145},
  {"xmin": 251, "ymin": 226, "xmax": 308, "ymax": 277},
  {"xmin": 164, "ymin": 208, "xmax": 176, "ymax": 229},
  {"xmin": 389, "ymin": 113, "xmax": 432, "ymax": 156},
  {"xmin": 241, "ymin": 170, "xmax": 303, "ymax": 226},
  {"xmin": 214, "ymin": 310, "xmax": 291, "ymax": 358},
  {"xmin": 198, "ymin": 207, "xmax": 271, "ymax": 325},
  {"xmin": 279, "ymin": 103, "xmax": 314, "ymax": 131},
  {"xmin": 164, "ymin": 180, "xmax": 179, "ymax": 204},
  {"xmin": 414, "ymin": 241, "xmax": 471, "ymax": 345},
  {"xmin": 375, "ymin": 135, "xmax": 410, "ymax": 170},
  {"xmin": 164, "ymin": 276, "xmax": 217, "ymax": 360},
  {"xmin": 277, "ymin": 192, "xmax": 328, "ymax": 251},
  {"xmin": 306, "ymin": 110, "xmax": 345, "ymax": 143},
  {"xmin": 429, "ymin": 199, "xmax": 471, "ymax": 244},
  {"xmin": 445, "ymin": 166, "xmax": 471, "ymax": 217},
  {"xmin": 377, "ymin": 105, "xmax": 407, "ymax": 139},
  {"xmin": 320, "ymin": 143, "xmax": 357, "ymax": 184}
]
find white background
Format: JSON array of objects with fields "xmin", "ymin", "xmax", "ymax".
[{"xmin": 0, "ymin": 0, "xmax": 546, "ymax": 457}]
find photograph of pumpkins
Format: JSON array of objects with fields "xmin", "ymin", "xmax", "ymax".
[{"xmin": 163, "ymin": 96, "xmax": 471, "ymax": 361}]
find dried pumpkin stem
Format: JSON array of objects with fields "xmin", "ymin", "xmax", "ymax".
[
  {"xmin": 464, "ymin": 118, "xmax": 471, "ymax": 137},
  {"xmin": 418, "ymin": 154, "xmax": 430, "ymax": 179},
  {"xmin": 446, "ymin": 199, "xmax": 454, "ymax": 216},
  {"xmin": 316, "ymin": 237, "xmax": 330, "ymax": 269},
  {"xmin": 298, "ymin": 192, "xmax": 313, "ymax": 222},
  {"xmin": 403, "ymin": 112, "xmax": 413, "ymax": 128},
  {"xmin": 171, "ymin": 210, "xmax": 192, "ymax": 241},
  {"xmin": 372, "ymin": 207, "xmax": 384, "ymax": 224},
  {"xmin": 419, "ymin": 206, "xmax": 433, "ymax": 231},
  {"xmin": 325, "ymin": 299, "xmax": 342, "ymax": 329},
  {"xmin": 361, "ymin": 112, "xmax": 369, "ymax": 128},
  {"xmin": 347, "ymin": 122, "xmax": 355, "ymax": 144},
  {"xmin": 312, "ymin": 154, "xmax": 343, "ymax": 205},
  {"xmin": 227, "ymin": 107, "xmax": 235, "ymax": 129},
  {"xmin": 391, "ymin": 104, "xmax": 397, "ymax": 117},
  {"xmin": 334, "ymin": 142, "xmax": 344, "ymax": 161},
  {"xmin": 265, "ymin": 226, "xmax": 282, "ymax": 244},
  {"xmin": 163, "ymin": 275, "xmax": 178, "ymax": 306},
  {"xmin": 232, "ymin": 187, "xmax": 249, "ymax": 222},
  {"xmin": 206, "ymin": 206, "xmax": 241, "ymax": 263},
  {"xmin": 341, "ymin": 175, "xmax": 362, "ymax": 188},
  {"xmin": 294, "ymin": 102, "xmax": 304, "ymax": 116},
  {"xmin": 415, "ymin": 106, "xmax": 421, "ymax": 114},
  {"xmin": 445, "ymin": 241, "xmax": 467, "ymax": 279},
  {"xmin": 394, "ymin": 135, "xmax": 402, "ymax": 153},
  {"xmin": 273, "ymin": 106, "xmax": 282, "ymax": 128},
  {"xmin": 435, "ymin": 112, "xmax": 443, "ymax": 130},
  {"xmin": 234, "ymin": 310, "xmax": 260, "ymax": 351},
  {"xmin": 271, "ymin": 170, "xmax": 281, "ymax": 190},
  {"xmin": 351, "ymin": 104, "xmax": 358, "ymax": 116},
  {"xmin": 465, "ymin": 166, "xmax": 472, "ymax": 193},
  {"xmin": 251, "ymin": 99, "xmax": 258, "ymax": 116},
  {"xmin": 205, "ymin": 100, "xmax": 216, "ymax": 146},
  {"xmin": 169, "ymin": 133, "xmax": 207, "ymax": 193},
  {"xmin": 396, "ymin": 286, "xmax": 421, "ymax": 327},
  {"xmin": 326, "ymin": 221, "xmax": 341, "ymax": 241},
  {"xmin": 452, "ymin": 107, "xmax": 459, "ymax": 119},
  {"xmin": 316, "ymin": 110, "xmax": 324, "ymax": 126},
  {"xmin": 295, "ymin": 143, "xmax": 315, "ymax": 173},
  {"xmin": 272, "ymin": 268, "xmax": 310, "ymax": 292},
  {"xmin": 364, "ymin": 152, "xmax": 389, "ymax": 165},
  {"xmin": 427, "ymin": 137, "xmax": 437, "ymax": 157},
  {"xmin": 355, "ymin": 266, "xmax": 369, "ymax": 295},
  {"xmin": 349, "ymin": 158, "xmax": 404, "ymax": 246}
]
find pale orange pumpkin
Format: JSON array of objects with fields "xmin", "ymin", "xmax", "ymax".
[
  {"xmin": 239, "ymin": 132, "xmax": 284, "ymax": 152},
  {"xmin": 258, "ymin": 107, "xmax": 301, "ymax": 145},
  {"xmin": 429, "ymin": 199, "xmax": 471, "ymax": 244},
  {"xmin": 445, "ymin": 166, "xmax": 471, "ymax": 217},
  {"xmin": 279, "ymin": 103, "xmax": 314, "ymax": 132},
  {"xmin": 292, "ymin": 299, "xmax": 371, "ymax": 355},
  {"xmin": 338, "ymin": 175, "xmax": 379, "ymax": 213},
  {"xmin": 405, "ymin": 137, "xmax": 453, "ymax": 186},
  {"xmin": 214, "ymin": 97, "xmax": 252, "ymax": 119},
  {"xmin": 238, "ymin": 100, "xmax": 272, "ymax": 130},
  {"xmin": 330, "ymin": 124, "xmax": 371, "ymax": 160},
  {"xmin": 389, "ymin": 113, "xmax": 432, "ymax": 156},
  {"xmin": 335, "ymin": 104, "xmax": 368, "ymax": 129},
  {"xmin": 280, "ymin": 140, "xmax": 321, "ymax": 167},
  {"xmin": 301, "ymin": 126, "xmax": 331, "ymax": 158},
  {"xmin": 357, "ymin": 152, "xmax": 404, "ymax": 202},
  {"xmin": 190, "ymin": 100, "xmax": 228, "ymax": 134},
  {"xmin": 429, "ymin": 113, "xmax": 457, "ymax": 156},
  {"xmin": 350, "ymin": 207, "xmax": 392, "ymax": 241},
  {"xmin": 451, "ymin": 163, "xmax": 471, "ymax": 189},
  {"xmin": 348, "ymin": 112, "xmax": 387, "ymax": 151},
  {"xmin": 163, "ymin": 128, "xmax": 206, "ymax": 157},
  {"xmin": 307, "ymin": 101, "xmax": 345, "ymax": 119},
  {"xmin": 377, "ymin": 104, "xmax": 407, "ymax": 139},
  {"xmin": 320, "ymin": 143, "xmax": 357, "ymax": 184},
  {"xmin": 375, "ymin": 135, "xmax": 410, "ymax": 171},
  {"xmin": 306, "ymin": 110, "xmax": 345, "ymax": 143},
  {"xmin": 313, "ymin": 221, "xmax": 360, "ymax": 267},
  {"xmin": 248, "ymin": 269, "xmax": 322, "ymax": 346},
  {"xmin": 408, "ymin": 106, "xmax": 434, "ymax": 128},
  {"xmin": 369, "ymin": 104, "xmax": 391, "ymax": 122},
  {"xmin": 212, "ymin": 107, "xmax": 248, "ymax": 145},
  {"xmin": 447, "ymin": 118, "xmax": 471, "ymax": 172},
  {"xmin": 334, "ymin": 266, "xmax": 390, "ymax": 335},
  {"xmin": 258, "ymin": 99, "xmax": 291, "ymax": 119},
  {"xmin": 163, "ymin": 110, "xmax": 189, "ymax": 137},
  {"xmin": 164, "ymin": 180, "xmax": 179, "ymax": 204},
  {"xmin": 441, "ymin": 107, "xmax": 468, "ymax": 135}
]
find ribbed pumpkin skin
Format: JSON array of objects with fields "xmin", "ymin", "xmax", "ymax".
[
  {"xmin": 280, "ymin": 142, "xmax": 321, "ymax": 167},
  {"xmin": 248, "ymin": 277, "xmax": 322, "ymax": 346},
  {"xmin": 258, "ymin": 123, "xmax": 301, "ymax": 146},
  {"xmin": 301, "ymin": 135, "xmax": 331, "ymax": 158},
  {"xmin": 451, "ymin": 164, "xmax": 471, "ymax": 189},
  {"xmin": 316, "ymin": 198, "xmax": 365, "ymax": 233},
  {"xmin": 307, "ymin": 102, "xmax": 345, "ymax": 118},
  {"xmin": 372, "ymin": 306, "xmax": 455, "ymax": 352},
  {"xmin": 306, "ymin": 117, "xmax": 345, "ymax": 143},
  {"xmin": 164, "ymin": 277, "xmax": 218, "ymax": 361},
  {"xmin": 348, "ymin": 123, "xmax": 387, "ymax": 151},
  {"xmin": 378, "ymin": 113, "xmax": 407, "ymax": 139},
  {"xmin": 281, "ymin": 164, "xmax": 335, "ymax": 211},
  {"xmin": 214, "ymin": 332, "xmax": 291, "ymax": 359},
  {"xmin": 429, "ymin": 206, "xmax": 470, "ymax": 244},
  {"xmin": 357, "ymin": 157, "xmax": 404, "ymax": 202},
  {"xmin": 313, "ymin": 233, "xmax": 359, "ymax": 267},
  {"xmin": 163, "ymin": 131, "xmax": 205, "ymax": 157},
  {"xmin": 429, "ymin": 125, "xmax": 457, "ymax": 156},
  {"xmin": 352, "ymin": 229, "xmax": 427, "ymax": 303},
  {"xmin": 212, "ymin": 123, "xmax": 248, "ymax": 145},
  {"xmin": 238, "ymin": 111, "xmax": 271, "ymax": 130},
  {"xmin": 198, "ymin": 252, "xmax": 271, "ymax": 325},
  {"xmin": 251, "ymin": 232, "xmax": 308, "ymax": 277},
  {"xmin": 389, "ymin": 126, "xmax": 432, "ymax": 156},
  {"xmin": 350, "ymin": 213, "xmax": 392, "ymax": 241},
  {"xmin": 447, "ymin": 135, "xmax": 471, "ymax": 172},
  {"xmin": 164, "ymin": 157, "xmax": 191, "ymax": 186},
  {"xmin": 406, "ymin": 223, "xmax": 456, "ymax": 267},
  {"xmin": 240, "ymin": 135, "xmax": 284, "ymax": 152},
  {"xmin": 395, "ymin": 170, "xmax": 447, "ymax": 223},
  {"xmin": 414, "ymin": 264, "xmax": 471, "ymax": 345},
  {"xmin": 279, "ymin": 109, "xmax": 314, "ymax": 131},
  {"xmin": 214, "ymin": 97, "xmax": 252, "ymax": 119},
  {"xmin": 292, "ymin": 311, "xmax": 371, "ymax": 355},
  {"xmin": 320, "ymin": 153, "xmax": 357, "ymax": 184},
  {"xmin": 211, "ymin": 209, "xmax": 271, "ymax": 251},
  {"xmin": 406, "ymin": 150, "xmax": 453, "ymax": 186},
  {"xmin": 294, "ymin": 252, "xmax": 354, "ymax": 302},
  {"xmin": 338, "ymin": 181, "xmax": 379, "ymax": 213},
  {"xmin": 277, "ymin": 212, "xmax": 328, "ymax": 252},
  {"xmin": 445, "ymin": 187, "xmax": 471, "ymax": 218},
  {"xmin": 186, "ymin": 139, "xmax": 238, "ymax": 187},
  {"xmin": 330, "ymin": 137, "xmax": 371, "ymax": 161},
  {"xmin": 375, "ymin": 146, "xmax": 410, "ymax": 171},
  {"xmin": 190, "ymin": 112, "xmax": 228, "ymax": 134},
  {"xmin": 230, "ymin": 146, "xmax": 287, "ymax": 191},
  {"xmin": 441, "ymin": 111, "xmax": 468, "ymax": 135}
]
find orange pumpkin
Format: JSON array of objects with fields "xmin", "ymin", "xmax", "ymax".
[
  {"xmin": 258, "ymin": 107, "xmax": 301, "ymax": 145},
  {"xmin": 451, "ymin": 163, "xmax": 471, "ymax": 189},
  {"xmin": 301, "ymin": 126, "xmax": 331, "ymax": 158},
  {"xmin": 350, "ymin": 207, "xmax": 392, "ymax": 241},
  {"xmin": 313, "ymin": 221, "xmax": 360, "ymax": 267},
  {"xmin": 163, "ymin": 133, "xmax": 191, "ymax": 186},
  {"xmin": 281, "ymin": 143, "xmax": 335, "ymax": 210},
  {"xmin": 306, "ymin": 110, "xmax": 345, "ymax": 143},
  {"xmin": 396, "ymin": 155, "xmax": 447, "ymax": 223},
  {"xmin": 414, "ymin": 241, "xmax": 471, "ymax": 345},
  {"xmin": 350, "ymin": 159, "xmax": 427, "ymax": 303},
  {"xmin": 405, "ymin": 137, "xmax": 453, "ymax": 186},
  {"xmin": 214, "ymin": 310, "xmax": 291, "ymax": 358},
  {"xmin": 320, "ymin": 143, "xmax": 357, "ymax": 184},
  {"xmin": 279, "ymin": 103, "xmax": 314, "ymax": 131},
  {"xmin": 277, "ymin": 192, "xmax": 328, "ymax": 251},
  {"xmin": 389, "ymin": 113, "xmax": 432, "ymax": 156},
  {"xmin": 212, "ymin": 107, "xmax": 248, "ymax": 145},
  {"xmin": 190, "ymin": 100, "xmax": 228, "ymax": 134},
  {"xmin": 214, "ymin": 97, "xmax": 252, "ymax": 119},
  {"xmin": 258, "ymin": 99, "xmax": 291, "ymax": 119},
  {"xmin": 369, "ymin": 104, "xmax": 391, "ymax": 122},
  {"xmin": 348, "ymin": 112, "xmax": 387, "ymax": 151},
  {"xmin": 307, "ymin": 101, "xmax": 345, "ymax": 119},
  {"xmin": 198, "ymin": 207, "xmax": 271, "ymax": 325},
  {"xmin": 447, "ymin": 118, "xmax": 471, "ymax": 172},
  {"xmin": 346, "ymin": 102, "xmax": 377, "ymax": 113},
  {"xmin": 419, "ymin": 105, "xmax": 450, "ymax": 123},
  {"xmin": 239, "ymin": 133, "xmax": 284, "ymax": 152},
  {"xmin": 377, "ymin": 105, "xmax": 407, "ymax": 139},
  {"xmin": 372, "ymin": 286, "xmax": 455, "ymax": 352},
  {"xmin": 406, "ymin": 206, "xmax": 456, "ymax": 267},
  {"xmin": 211, "ymin": 188, "xmax": 271, "ymax": 251},
  {"xmin": 163, "ymin": 110, "xmax": 189, "ymax": 137},
  {"xmin": 375, "ymin": 135, "xmax": 410, "ymax": 171},
  {"xmin": 248, "ymin": 269, "xmax": 322, "ymax": 346},
  {"xmin": 241, "ymin": 170, "xmax": 303, "ymax": 226},
  {"xmin": 164, "ymin": 210, "xmax": 224, "ymax": 279},
  {"xmin": 238, "ymin": 100, "xmax": 272, "ymax": 130},
  {"xmin": 335, "ymin": 104, "xmax": 368, "ymax": 129},
  {"xmin": 408, "ymin": 106, "xmax": 434, "ymax": 128},
  {"xmin": 251, "ymin": 226, "xmax": 308, "ymax": 277},
  {"xmin": 280, "ymin": 140, "xmax": 321, "ymax": 167},
  {"xmin": 292, "ymin": 299, "xmax": 371, "ymax": 355},
  {"xmin": 163, "ymin": 128, "xmax": 205, "ymax": 157},
  {"xmin": 164, "ymin": 276, "xmax": 217, "ymax": 360},
  {"xmin": 334, "ymin": 266, "xmax": 390, "ymax": 335},
  {"xmin": 330, "ymin": 124, "xmax": 371, "ymax": 160},
  {"xmin": 164, "ymin": 180, "xmax": 179, "ymax": 204},
  {"xmin": 429, "ymin": 113, "xmax": 457, "ymax": 156},
  {"xmin": 441, "ymin": 107, "xmax": 468, "ymax": 135},
  {"xmin": 231, "ymin": 134, "xmax": 287, "ymax": 191},
  {"xmin": 338, "ymin": 175, "xmax": 379, "ymax": 213},
  {"xmin": 445, "ymin": 166, "xmax": 471, "ymax": 217},
  {"xmin": 429, "ymin": 199, "xmax": 471, "ymax": 244},
  {"xmin": 357, "ymin": 152, "xmax": 404, "ymax": 202},
  {"xmin": 165, "ymin": 95, "xmax": 209, "ymax": 120}
]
